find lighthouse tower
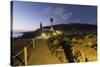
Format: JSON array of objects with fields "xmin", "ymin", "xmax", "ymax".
[
  {"xmin": 50, "ymin": 18, "xmax": 54, "ymax": 31},
  {"xmin": 40, "ymin": 22, "xmax": 43, "ymax": 32}
]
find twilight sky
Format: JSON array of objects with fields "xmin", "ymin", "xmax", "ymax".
[{"xmin": 12, "ymin": 1, "xmax": 97, "ymax": 32}]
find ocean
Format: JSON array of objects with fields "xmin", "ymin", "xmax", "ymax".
[{"xmin": 12, "ymin": 32, "xmax": 23, "ymax": 37}]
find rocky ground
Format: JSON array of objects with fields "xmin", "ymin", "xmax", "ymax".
[{"xmin": 48, "ymin": 34, "xmax": 97, "ymax": 63}]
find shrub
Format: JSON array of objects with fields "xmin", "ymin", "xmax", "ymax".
[
  {"xmin": 52, "ymin": 39, "xmax": 60, "ymax": 46},
  {"xmin": 62, "ymin": 37, "xmax": 72, "ymax": 43}
]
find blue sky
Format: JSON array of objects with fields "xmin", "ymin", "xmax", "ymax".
[{"xmin": 12, "ymin": 1, "xmax": 97, "ymax": 32}]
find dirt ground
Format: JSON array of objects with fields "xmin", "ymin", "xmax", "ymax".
[{"xmin": 28, "ymin": 39, "xmax": 61, "ymax": 65}]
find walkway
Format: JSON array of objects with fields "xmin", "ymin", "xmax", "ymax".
[{"xmin": 28, "ymin": 39, "xmax": 61, "ymax": 65}]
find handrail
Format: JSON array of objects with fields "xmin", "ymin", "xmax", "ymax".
[
  {"xmin": 27, "ymin": 42, "xmax": 32, "ymax": 48},
  {"xmin": 12, "ymin": 42, "xmax": 32, "ymax": 59},
  {"xmin": 12, "ymin": 38, "xmax": 36, "ymax": 66},
  {"xmin": 19, "ymin": 59, "xmax": 24, "ymax": 65},
  {"xmin": 13, "ymin": 49, "xmax": 24, "ymax": 59}
]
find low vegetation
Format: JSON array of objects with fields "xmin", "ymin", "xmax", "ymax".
[{"xmin": 48, "ymin": 33, "xmax": 97, "ymax": 63}]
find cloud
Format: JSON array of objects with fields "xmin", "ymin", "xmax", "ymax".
[
  {"xmin": 41, "ymin": 7, "xmax": 64, "ymax": 15},
  {"xmin": 76, "ymin": 19, "xmax": 80, "ymax": 23},
  {"xmin": 41, "ymin": 7, "xmax": 72, "ymax": 21},
  {"xmin": 61, "ymin": 12, "xmax": 72, "ymax": 20},
  {"xmin": 54, "ymin": 7, "xmax": 64, "ymax": 15},
  {"xmin": 41, "ymin": 7, "xmax": 53, "ymax": 14}
]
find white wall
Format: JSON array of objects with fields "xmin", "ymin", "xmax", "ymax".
[{"xmin": 0, "ymin": 0, "xmax": 99, "ymax": 67}]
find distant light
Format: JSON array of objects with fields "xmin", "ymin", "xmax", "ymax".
[
  {"xmin": 53, "ymin": 32, "xmax": 57, "ymax": 35},
  {"xmin": 56, "ymin": 31, "xmax": 62, "ymax": 34},
  {"xmin": 42, "ymin": 33, "xmax": 45, "ymax": 37}
]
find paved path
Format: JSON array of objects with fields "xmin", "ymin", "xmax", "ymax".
[{"xmin": 28, "ymin": 39, "xmax": 61, "ymax": 65}]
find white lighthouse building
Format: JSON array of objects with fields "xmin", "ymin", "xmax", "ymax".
[{"xmin": 50, "ymin": 18, "xmax": 54, "ymax": 31}]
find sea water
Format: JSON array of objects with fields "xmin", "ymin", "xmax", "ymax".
[{"xmin": 12, "ymin": 32, "xmax": 23, "ymax": 37}]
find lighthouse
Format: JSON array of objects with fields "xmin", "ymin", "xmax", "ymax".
[
  {"xmin": 50, "ymin": 18, "xmax": 54, "ymax": 31},
  {"xmin": 40, "ymin": 22, "xmax": 43, "ymax": 32}
]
